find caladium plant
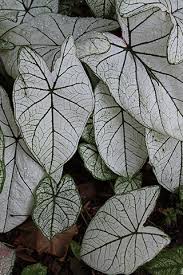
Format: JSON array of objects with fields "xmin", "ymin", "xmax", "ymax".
[{"xmin": 0, "ymin": 0, "xmax": 182, "ymax": 274}]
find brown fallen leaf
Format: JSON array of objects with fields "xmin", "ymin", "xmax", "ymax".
[{"xmin": 14, "ymin": 219, "xmax": 78, "ymax": 261}]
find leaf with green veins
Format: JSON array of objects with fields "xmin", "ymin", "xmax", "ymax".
[
  {"xmin": 0, "ymin": 86, "xmax": 44, "ymax": 233},
  {"xmin": 21, "ymin": 263, "xmax": 47, "ymax": 275},
  {"xmin": 82, "ymin": 116, "xmax": 95, "ymax": 145},
  {"xmin": 146, "ymin": 128, "xmax": 183, "ymax": 193},
  {"xmin": 114, "ymin": 173, "xmax": 142, "ymax": 194},
  {"xmin": 79, "ymin": 142, "xmax": 116, "ymax": 181},
  {"xmin": 85, "ymin": 0, "xmax": 115, "ymax": 18},
  {"xmin": 0, "ymin": 128, "xmax": 5, "ymax": 193},
  {"xmin": 13, "ymin": 37, "xmax": 94, "ymax": 182},
  {"xmin": 81, "ymin": 186, "xmax": 170, "ymax": 275},
  {"xmin": 94, "ymin": 81, "xmax": 147, "ymax": 177},
  {"xmin": 33, "ymin": 174, "xmax": 81, "ymax": 240},
  {"xmin": 145, "ymin": 246, "xmax": 183, "ymax": 275},
  {"xmin": 0, "ymin": 14, "xmax": 118, "ymax": 78},
  {"xmin": 116, "ymin": 0, "xmax": 183, "ymax": 64},
  {"xmin": 0, "ymin": 242, "xmax": 15, "ymax": 275}
]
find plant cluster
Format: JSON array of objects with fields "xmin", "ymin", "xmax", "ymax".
[{"xmin": 0, "ymin": 0, "xmax": 183, "ymax": 274}]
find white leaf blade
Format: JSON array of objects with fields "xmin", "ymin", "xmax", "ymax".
[
  {"xmin": 0, "ymin": 86, "xmax": 44, "ymax": 232},
  {"xmin": 0, "ymin": 14, "xmax": 118, "ymax": 78},
  {"xmin": 81, "ymin": 9, "xmax": 183, "ymax": 141},
  {"xmin": 168, "ymin": 13, "xmax": 183, "ymax": 64},
  {"xmin": 81, "ymin": 186, "xmax": 170, "ymax": 274},
  {"xmin": 13, "ymin": 37, "xmax": 94, "ymax": 181},
  {"xmin": 94, "ymin": 81, "xmax": 147, "ymax": 177},
  {"xmin": 114, "ymin": 174, "xmax": 142, "ymax": 194},
  {"xmin": 79, "ymin": 142, "xmax": 116, "ymax": 181},
  {"xmin": 117, "ymin": 0, "xmax": 183, "ymax": 64},
  {"xmin": 33, "ymin": 174, "xmax": 81, "ymax": 239},
  {"xmin": 146, "ymin": 128, "xmax": 183, "ymax": 192},
  {"xmin": 0, "ymin": 242, "xmax": 15, "ymax": 275},
  {"xmin": 86, "ymin": 0, "xmax": 115, "ymax": 18},
  {"xmin": 116, "ymin": 0, "xmax": 169, "ymax": 17},
  {"xmin": 0, "ymin": 0, "xmax": 58, "ymax": 24}
]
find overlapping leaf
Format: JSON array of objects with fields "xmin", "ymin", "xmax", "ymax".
[
  {"xmin": 79, "ymin": 143, "xmax": 116, "ymax": 181},
  {"xmin": 0, "ymin": 128, "xmax": 5, "ymax": 192},
  {"xmin": 86, "ymin": 0, "xmax": 115, "ymax": 18},
  {"xmin": 94, "ymin": 81, "xmax": 147, "ymax": 177},
  {"xmin": 146, "ymin": 128, "xmax": 183, "ymax": 192},
  {"xmin": 33, "ymin": 174, "xmax": 81, "ymax": 239},
  {"xmin": 13, "ymin": 37, "xmax": 94, "ymax": 181},
  {"xmin": 0, "ymin": 86, "xmax": 44, "ymax": 233},
  {"xmin": 81, "ymin": 186, "xmax": 170, "ymax": 275},
  {"xmin": 116, "ymin": 0, "xmax": 183, "ymax": 64},
  {"xmin": 145, "ymin": 246, "xmax": 183, "ymax": 275},
  {"xmin": 0, "ymin": 0, "xmax": 58, "ymax": 25},
  {"xmin": 114, "ymin": 173, "xmax": 142, "ymax": 194},
  {"xmin": 21, "ymin": 263, "xmax": 47, "ymax": 275},
  {"xmin": 0, "ymin": 242, "xmax": 15, "ymax": 275},
  {"xmin": 81, "ymin": 116, "xmax": 95, "ymax": 145},
  {"xmin": 0, "ymin": 14, "xmax": 118, "ymax": 78},
  {"xmin": 80, "ymin": 9, "xmax": 183, "ymax": 141}
]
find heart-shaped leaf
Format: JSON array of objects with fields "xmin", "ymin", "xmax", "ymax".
[
  {"xmin": 0, "ymin": 242, "xmax": 15, "ymax": 275},
  {"xmin": 0, "ymin": 86, "xmax": 44, "ymax": 232},
  {"xmin": 114, "ymin": 174, "xmax": 142, "ymax": 194},
  {"xmin": 145, "ymin": 246, "xmax": 183, "ymax": 275},
  {"xmin": 80, "ymin": 9, "xmax": 183, "ymax": 141},
  {"xmin": 13, "ymin": 37, "xmax": 94, "ymax": 181},
  {"xmin": 0, "ymin": 127, "xmax": 5, "ymax": 192},
  {"xmin": 146, "ymin": 128, "xmax": 183, "ymax": 192},
  {"xmin": 86, "ymin": 0, "xmax": 115, "ymax": 18},
  {"xmin": 79, "ymin": 142, "xmax": 116, "ymax": 181},
  {"xmin": 117, "ymin": 0, "xmax": 183, "ymax": 64},
  {"xmin": 0, "ymin": 0, "xmax": 58, "ymax": 25},
  {"xmin": 33, "ymin": 174, "xmax": 81, "ymax": 239},
  {"xmin": 94, "ymin": 81, "xmax": 147, "ymax": 177},
  {"xmin": 81, "ymin": 186, "xmax": 170, "ymax": 275},
  {"xmin": 0, "ymin": 14, "xmax": 118, "ymax": 78}
]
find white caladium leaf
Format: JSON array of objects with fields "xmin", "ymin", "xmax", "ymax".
[
  {"xmin": 0, "ymin": 242, "xmax": 15, "ymax": 275},
  {"xmin": 0, "ymin": 0, "xmax": 58, "ymax": 25},
  {"xmin": 0, "ymin": 128, "xmax": 5, "ymax": 192},
  {"xmin": 79, "ymin": 143, "xmax": 116, "ymax": 181},
  {"xmin": 81, "ymin": 186, "xmax": 170, "ymax": 275},
  {"xmin": 81, "ymin": 9, "xmax": 183, "ymax": 141},
  {"xmin": 94, "ymin": 81, "xmax": 147, "ymax": 177},
  {"xmin": 117, "ymin": 0, "xmax": 183, "ymax": 64},
  {"xmin": 114, "ymin": 173, "xmax": 142, "ymax": 194},
  {"xmin": 13, "ymin": 38, "xmax": 94, "ymax": 182},
  {"xmin": 82, "ymin": 116, "xmax": 95, "ymax": 145},
  {"xmin": 116, "ymin": 0, "xmax": 170, "ymax": 17},
  {"xmin": 146, "ymin": 128, "xmax": 183, "ymax": 192},
  {"xmin": 33, "ymin": 174, "xmax": 81, "ymax": 239},
  {"xmin": 86, "ymin": 0, "xmax": 115, "ymax": 18},
  {"xmin": 0, "ymin": 86, "xmax": 44, "ymax": 232},
  {"xmin": 0, "ymin": 14, "xmax": 118, "ymax": 78}
]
